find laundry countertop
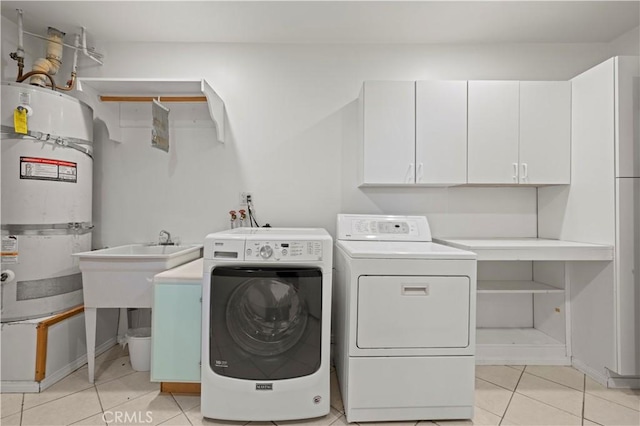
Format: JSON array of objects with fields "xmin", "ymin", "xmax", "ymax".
[{"xmin": 153, "ymin": 258, "xmax": 203, "ymax": 283}]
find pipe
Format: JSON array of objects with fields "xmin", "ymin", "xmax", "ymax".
[
  {"xmin": 29, "ymin": 27, "xmax": 64, "ymax": 87},
  {"xmin": 17, "ymin": 70, "xmax": 56, "ymax": 90},
  {"xmin": 11, "ymin": 9, "xmax": 25, "ymax": 80},
  {"xmin": 81, "ymin": 27, "xmax": 103, "ymax": 65},
  {"xmin": 51, "ymin": 34, "xmax": 79, "ymax": 92}
]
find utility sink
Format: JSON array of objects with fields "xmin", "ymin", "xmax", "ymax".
[
  {"xmin": 75, "ymin": 244, "xmax": 202, "ymax": 268},
  {"xmin": 74, "ymin": 244, "xmax": 203, "ymax": 308},
  {"xmin": 74, "ymin": 243, "xmax": 203, "ymax": 383}
]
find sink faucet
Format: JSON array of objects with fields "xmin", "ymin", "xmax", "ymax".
[{"xmin": 159, "ymin": 230, "xmax": 174, "ymax": 245}]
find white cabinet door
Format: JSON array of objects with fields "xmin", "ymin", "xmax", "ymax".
[
  {"xmin": 416, "ymin": 81, "xmax": 467, "ymax": 184},
  {"xmin": 361, "ymin": 81, "xmax": 415, "ymax": 184},
  {"xmin": 468, "ymin": 81, "xmax": 520, "ymax": 184},
  {"xmin": 615, "ymin": 56, "xmax": 640, "ymax": 178},
  {"xmin": 519, "ymin": 81, "xmax": 571, "ymax": 184}
]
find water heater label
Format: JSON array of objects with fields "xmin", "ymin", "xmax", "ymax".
[
  {"xmin": 20, "ymin": 157, "xmax": 77, "ymax": 183},
  {"xmin": 1, "ymin": 235, "xmax": 18, "ymax": 264}
]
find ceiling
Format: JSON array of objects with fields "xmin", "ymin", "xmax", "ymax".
[{"xmin": 1, "ymin": 1, "xmax": 639, "ymax": 45}]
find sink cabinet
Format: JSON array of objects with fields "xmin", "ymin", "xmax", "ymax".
[
  {"xmin": 151, "ymin": 258, "xmax": 203, "ymax": 383},
  {"xmin": 151, "ymin": 281, "xmax": 202, "ymax": 382}
]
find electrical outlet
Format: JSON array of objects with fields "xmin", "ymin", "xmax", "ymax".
[{"xmin": 240, "ymin": 192, "xmax": 253, "ymax": 205}]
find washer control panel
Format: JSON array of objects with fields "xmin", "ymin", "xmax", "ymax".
[{"xmin": 246, "ymin": 240, "xmax": 323, "ymax": 261}]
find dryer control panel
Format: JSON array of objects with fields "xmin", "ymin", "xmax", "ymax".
[{"xmin": 337, "ymin": 214, "xmax": 432, "ymax": 242}]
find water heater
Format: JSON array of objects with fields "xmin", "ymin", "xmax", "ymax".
[{"xmin": 1, "ymin": 81, "xmax": 93, "ymax": 322}]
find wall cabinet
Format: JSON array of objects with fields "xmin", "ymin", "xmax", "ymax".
[
  {"xmin": 360, "ymin": 80, "xmax": 467, "ymax": 185},
  {"xmin": 416, "ymin": 81, "xmax": 468, "ymax": 185},
  {"xmin": 468, "ymin": 81, "xmax": 571, "ymax": 185}
]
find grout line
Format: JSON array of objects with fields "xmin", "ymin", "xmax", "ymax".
[
  {"xmin": 523, "ymin": 369, "xmax": 585, "ymax": 393},
  {"xmin": 499, "ymin": 365, "xmax": 526, "ymax": 425},
  {"xmin": 168, "ymin": 392, "xmax": 195, "ymax": 425},
  {"xmin": 514, "ymin": 373, "xmax": 586, "ymax": 419},
  {"xmin": 94, "ymin": 384, "xmax": 106, "ymax": 425},
  {"xmin": 475, "ymin": 375, "xmax": 518, "ymax": 394},
  {"xmin": 20, "ymin": 392, "xmax": 24, "ymax": 426},
  {"xmin": 582, "ymin": 373, "xmax": 586, "ymax": 425},
  {"xmin": 584, "ymin": 390, "xmax": 640, "ymax": 413}
]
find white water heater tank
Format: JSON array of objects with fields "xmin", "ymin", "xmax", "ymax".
[{"xmin": 1, "ymin": 82, "xmax": 94, "ymax": 322}]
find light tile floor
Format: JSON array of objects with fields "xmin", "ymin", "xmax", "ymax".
[{"xmin": 1, "ymin": 347, "xmax": 639, "ymax": 426}]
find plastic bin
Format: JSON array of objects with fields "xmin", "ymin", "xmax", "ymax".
[{"xmin": 125, "ymin": 327, "xmax": 152, "ymax": 371}]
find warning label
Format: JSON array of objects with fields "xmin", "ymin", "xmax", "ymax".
[
  {"xmin": 1, "ymin": 235, "xmax": 18, "ymax": 264},
  {"xmin": 20, "ymin": 157, "xmax": 77, "ymax": 183}
]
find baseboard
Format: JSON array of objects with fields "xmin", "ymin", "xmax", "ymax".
[
  {"xmin": 476, "ymin": 357, "xmax": 571, "ymax": 366},
  {"xmin": 1, "ymin": 338, "xmax": 118, "ymax": 393},
  {"xmin": 39, "ymin": 337, "xmax": 118, "ymax": 391},
  {"xmin": 0, "ymin": 380, "xmax": 40, "ymax": 393},
  {"xmin": 571, "ymin": 358, "xmax": 608, "ymax": 386},
  {"xmin": 160, "ymin": 382, "xmax": 201, "ymax": 394},
  {"xmin": 606, "ymin": 370, "xmax": 640, "ymax": 389}
]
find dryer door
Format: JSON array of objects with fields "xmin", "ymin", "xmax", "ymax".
[
  {"xmin": 357, "ymin": 275, "xmax": 470, "ymax": 348},
  {"xmin": 209, "ymin": 266, "xmax": 322, "ymax": 380}
]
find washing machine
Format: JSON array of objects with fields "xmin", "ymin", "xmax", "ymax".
[
  {"xmin": 333, "ymin": 214, "xmax": 477, "ymax": 423},
  {"xmin": 201, "ymin": 227, "xmax": 332, "ymax": 421}
]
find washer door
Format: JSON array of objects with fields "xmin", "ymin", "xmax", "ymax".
[{"xmin": 209, "ymin": 266, "xmax": 322, "ymax": 380}]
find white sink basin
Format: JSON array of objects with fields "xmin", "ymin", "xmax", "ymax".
[
  {"xmin": 76, "ymin": 244, "xmax": 202, "ymax": 264},
  {"xmin": 74, "ymin": 244, "xmax": 203, "ymax": 308}
]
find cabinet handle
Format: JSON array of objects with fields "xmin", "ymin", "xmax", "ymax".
[
  {"xmin": 402, "ymin": 285, "xmax": 430, "ymax": 296},
  {"xmin": 512, "ymin": 163, "xmax": 518, "ymax": 182},
  {"xmin": 417, "ymin": 163, "xmax": 424, "ymax": 183},
  {"xmin": 521, "ymin": 163, "xmax": 528, "ymax": 182},
  {"xmin": 406, "ymin": 163, "xmax": 415, "ymax": 183}
]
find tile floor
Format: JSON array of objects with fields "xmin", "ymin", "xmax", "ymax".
[{"xmin": 1, "ymin": 346, "xmax": 639, "ymax": 426}]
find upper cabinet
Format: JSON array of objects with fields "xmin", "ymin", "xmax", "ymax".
[
  {"xmin": 468, "ymin": 80, "xmax": 571, "ymax": 185},
  {"xmin": 360, "ymin": 81, "xmax": 415, "ymax": 185},
  {"xmin": 416, "ymin": 81, "xmax": 468, "ymax": 185},
  {"xmin": 359, "ymin": 80, "xmax": 467, "ymax": 185},
  {"xmin": 519, "ymin": 81, "xmax": 571, "ymax": 185}
]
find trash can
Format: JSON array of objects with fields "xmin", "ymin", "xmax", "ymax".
[{"xmin": 125, "ymin": 327, "xmax": 152, "ymax": 371}]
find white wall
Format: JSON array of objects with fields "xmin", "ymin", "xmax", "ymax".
[
  {"xmin": 609, "ymin": 26, "xmax": 640, "ymax": 56},
  {"xmin": 1, "ymin": 18, "xmax": 627, "ymax": 247}
]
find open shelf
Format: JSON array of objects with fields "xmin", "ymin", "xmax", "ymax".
[
  {"xmin": 477, "ymin": 280, "xmax": 564, "ymax": 294},
  {"xmin": 434, "ymin": 238, "xmax": 613, "ymax": 261},
  {"xmin": 75, "ymin": 78, "xmax": 225, "ymax": 143}
]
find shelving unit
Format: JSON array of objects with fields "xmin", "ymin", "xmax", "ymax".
[
  {"xmin": 434, "ymin": 238, "xmax": 613, "ymax": 261},
  {"xmin": 477, "ymin": 280, "xmax": 564, "ymax": 294},
  {"xmin": 75, "ymin": 78, "xmax": 226, "ymax": 143},
  {"xmin": 436, "ymin": 237, "xmax": 613, "ymax": 365}
]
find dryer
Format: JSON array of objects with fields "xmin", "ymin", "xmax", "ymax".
[
  {"xmin": 201, "ymin": 227, "xmax": 332, "ymax": 422},
  {"xmin": 333, "ymin": 214, "xmax": 477, "ymax": 423}
]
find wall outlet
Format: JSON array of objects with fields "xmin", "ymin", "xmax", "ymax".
[{"xmin": 240, "ymin": 192, "xmax": 253, "ymax": 205}]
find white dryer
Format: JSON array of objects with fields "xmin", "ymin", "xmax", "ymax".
[
  {"xmin": 334, "ymin": 214, "xmax": 477, "ymax": 423},
  {"xmin": 201, "ymin": 227, "xmax": 332, "ymax": 422}
]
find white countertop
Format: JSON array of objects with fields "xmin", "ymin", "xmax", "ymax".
[
  {"xmin": 154, "ymin": 258, "xmax": 204, "ymax": 283},
  {"xmin": 434, "ymin": 238, "xmax": 613, "ymax": 261}
]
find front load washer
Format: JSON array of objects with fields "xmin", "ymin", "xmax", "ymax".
[
  {"xmin": 201, "ymin": 227, "xmax": 332, "ymax": 422},
  {"xmin": 334, "ymin": 214, "xmax": 477, "ymax": 423}
]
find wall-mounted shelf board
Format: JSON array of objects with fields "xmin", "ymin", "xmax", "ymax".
[
  {"xmin": 477, "ymin": 280, "xmax": 564, "ymax": 294},
  {"xmin": 434, "ymin": 238, "xmax": 613, "ymax": 261},
  {"xmin": 75, "ymin": 78, "xmax": 225, "ymax": 143}
]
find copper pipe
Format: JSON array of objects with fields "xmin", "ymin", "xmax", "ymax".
[
  {"xmin": 16, "ymin": 70, "xmax": 56, "ymax": 90},
  {"xmin": 54, "ymin": 72, "xmax": 76, "ymax": 92}
]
